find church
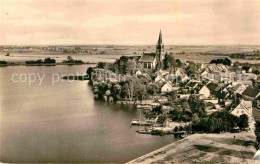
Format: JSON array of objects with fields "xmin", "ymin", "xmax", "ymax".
[{"xmin": 139, "ymin": 30, "xmax": 165, "ymax": 69}]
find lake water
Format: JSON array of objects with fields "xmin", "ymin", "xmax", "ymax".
[{"xmin": 0, "ymin": 65, "xmax": 177, "ymax": 163}]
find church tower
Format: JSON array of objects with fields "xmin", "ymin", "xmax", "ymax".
[{"xmin": 156, "ymin": 30, "xmax": 165, "ymax": 63}]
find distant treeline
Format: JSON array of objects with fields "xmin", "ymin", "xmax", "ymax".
[
  {"xmin": 209, "ymin": 58, "xmax": 231, "ymax": 66},
  {"xmin": 62, "ymin": 60, "xmax": 84, "ymax": 64},
  {"xmin": 25, "ymin": 58, "xmax": 56, "ymax": 64},
  {"xmin": 230, "ymin": 53, "xmax": 245, "ymax": 59},
  {"xmin": 0, "ymin": 61, "xmax": 7, "ymax": 64},
  {"xmin": 62, "ymin": 56, "xmax": 84, "ymax": 64},
  {"xmin": 201, "ymin": 50, "xmax": 260, "ymax": 59}
]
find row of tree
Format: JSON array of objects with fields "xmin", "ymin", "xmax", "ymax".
[
  {"xmin": 209, "ymin": 58, "xmax": 232, "ymax": 66},
  {"xmin": 25, "ymin": 58, "xmax": 56, "ymax": 64},
  {"xmin": 192, "ymin": 111, "xmax": 249, "ymax": 133}
]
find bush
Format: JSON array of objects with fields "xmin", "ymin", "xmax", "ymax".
[
  {"xmin": 0, "ymin": 61, "xmax": 7, "ymax": 64},
  {"xmin": 44, "ymin": 58, "xmax": 56, "ymax": 63}
]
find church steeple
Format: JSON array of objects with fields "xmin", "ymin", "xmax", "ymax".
[
  {"xmin": 158, "ymin": 30, "xmax": 163, "ymax": 44},
  {"xmin": 156, "ymin": 30, "xmax": 165, "ymax": 63}
]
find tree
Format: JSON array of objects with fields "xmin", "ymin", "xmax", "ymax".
[
  {"xmin": 44, "ymin": 57, "xmax": 56, "ymax": 63},
  {"xmin": 188, "ymin": 95, "xmax": 206, "ymax": 117},
  {"xmin": 223, "ymin": 58, "xmax": 231, "ymax": 66},
  {"xmin": 185, "ymin": 61, "xmax": 198, "ymax": 76},
  {"xmin": 238, "ymin": 114, "xmax": 249, "ymax": 129},
  {"xmin": 147, "ymin": 83, "xmax": 160, "ymax": 95},
  {"xmin": 176, "ymin": 59, "xmax": 183, "ymax": 67},
  {"xmin": 113, "ymin": 56, "xmax": 137, "ymax": 74},
  {"xmin": 163, "ymin": 53, "xmax": 176, "ymax": 72},
  {"xmin": 86, "ymin": 67, "xmax": 94, "ymax": 78},
  {"xmin": 97, "ymin": 62, "xmax": 106, "ymax": 69},
  {"xmin": 210, "ymin": 58, "xmax": 231, "ymax": 66},
  {"xmin": 67, "ymin": 56, "xmax": 74, "ymax": 62},
  {"xmin": 153, "ymin": 106, "xmax": 163, "ymax": 114},
  {"xmin": 208, "ymin": 116, "xmax": 223, "ymax": 133},
  {"xmin": 255, "ymin": 120, "xmax": 260, "ymax": 148}
]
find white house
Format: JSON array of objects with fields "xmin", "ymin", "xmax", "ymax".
[
  {"xmin": 253, "ymin": 150, "xmax": 260, "ymax": 164},
  {"xmin": 175, "ymin": 68, "xmax": 184, "ymax": 76},
  {"xmin": 135, "ymin": 70, "xmax": 142, "ymax": 76},
  {"xmin": 231, "ymin": 83, "xmax": 247, "ymax": 95},
  {"xmin": 198, "ymin": 85, "xmax": 211, "ymax": 99},
  {"xmin": 231, "ymin": 100, "xmax": 253, "ymax": 126},
  {"xmin": 156, "ymin": 69, "xmax": 169, "ymax": 76},
  {"xmin": 181, "ymin": 75, "xmax": 190, "ymax": 83},
  {"xmin": 161, "ymin": 82, "xmax": 173, "ymax": 93},
  {"xmin": 201, "ymin": 70, "xmax": 209, "ymax": 79},
  {"xmin": 155, "ymin": 76, "xmax": 166, "ymax": 83}
]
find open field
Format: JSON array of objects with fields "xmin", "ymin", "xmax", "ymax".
[
  {"xmin": 1, "ymin": 45, "xmax": 260, "ymax": 64},
  {"xmin": 127, "ymin": 131, "xmax": 257, "ymax": 164}
]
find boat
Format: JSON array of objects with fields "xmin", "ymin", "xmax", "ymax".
[
  {"xmin": 130, "ymin": 119, "xmax": 154, "ymax": 126},
  {"xmin": 136, "ymin": 129, "xmax": 152, "ymax": 134},
  {"xmin": 130, "ymin": 109, "xmax": 155, "ymax": 126}
]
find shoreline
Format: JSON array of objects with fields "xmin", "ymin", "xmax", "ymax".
[{"xmin": 127, "ymin": 132, "xmax": 256, "ymax": 164}]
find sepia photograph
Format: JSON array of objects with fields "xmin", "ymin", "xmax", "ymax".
[{"xmin": 0, "ymin": 0, "xmax": 260, "ymax": 163}]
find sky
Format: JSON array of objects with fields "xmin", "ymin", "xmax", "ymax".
[{"xmin": 0, "ymin": 0, "xmax": 260, "ymax": 45}]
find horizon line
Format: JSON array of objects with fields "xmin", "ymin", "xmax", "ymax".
[{"xmin": 1, "ymin": 44, "xmax": 260, "ymax": 47}]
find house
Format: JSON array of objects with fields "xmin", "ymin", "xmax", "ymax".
[
  {"xmin": 139, "ymin": 30, "xmax": 165, "ymax": 69},
  {"xmin": 165, "ymin": 73, "xmax": 176, "ymax": 82},
  {"xmin": 242, "ymin": 87, "xmax": 260, "ymax": 101},
  {"xmin": 236, "ymin": 68, "xmax": 246, "ymax": 74},
  {"xmin": 248, "ymin": 67, "xmax": 253, "ymax": 73},
  {"xmin": 231, "ymin": 100, "xmax": 253, "ymax": 126},
  {"xmin": 253, "ymin": 150, "xmax": 260, "ymax": 164},
  {"xmin": 198, "ymin": 85, "xmax": 211, "ymax": 99},
  {"xmin": 135, "ymin": 70, "xmax": 142, "ymax": 76},
  {"xmin": 206, "ymin": 82, "xmax": 222, "ymax": 95},
  {"xmin": 156, "ymin": 69, "xmax": 168, "ymax": 76},
  {"xmin": 201, "ymin": 70, "xmax": 209, "ymax": 79},
  {"xmin": 231, "ymin": 101, "xmax": 252, "ymax": 117},
  {"xmin": 216, "ymin": 91, "xmax": 230, "ymax": 101},
  {"xmin": 185, "ymin": 81, "xmax": 199, "ymax": 91},
  {"xmin": 155, "ymin": 76, "xmax": 165, "ymax": 83},
  {"xmin": 230, "ymin": 83, "xmax": 247, "ymax": 95},
  {"xmin": 180, "ymin": 75, "xmax": 190, "ymax": 83},
  {"xmin": 207, "ymin": 64, "xmax": 228, "ymax": 73},
  {"xmin": 175, "ymin": 68, "xmax": 184, "ymax": 76},
  {"xmin": 145, "ymin": 114, "xmax": 158, "ymax": 123},
  {"xmin": 161, "ymin": 81, "xmax": 173, "ymax": 93}
]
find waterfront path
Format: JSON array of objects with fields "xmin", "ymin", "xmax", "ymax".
[{"xmin": 127, "ymin": 131, "xmax": 256, "ymax": 164}]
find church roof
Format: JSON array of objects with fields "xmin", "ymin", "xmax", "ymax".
[{"xmin": 139, "ymin": 53, "xmax": 156, "ymax": 63}]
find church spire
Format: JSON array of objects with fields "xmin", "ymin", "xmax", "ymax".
[{"xmin": 158, "ymin": 30, "xmax": 162, "ymax": 44}]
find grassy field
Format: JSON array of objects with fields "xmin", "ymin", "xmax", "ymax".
[{"xmin": 127, "ymin": 131, "xmax": 257, "ymax": 164}]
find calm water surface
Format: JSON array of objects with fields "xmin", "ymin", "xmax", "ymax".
[{"xmin": 0, "ymin": 65, "xmax": 177, "ymax": 163}]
